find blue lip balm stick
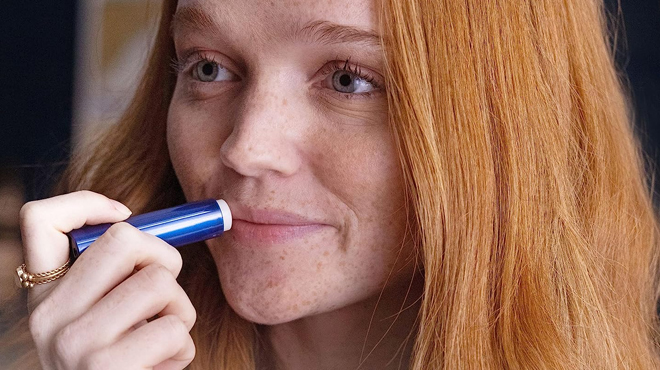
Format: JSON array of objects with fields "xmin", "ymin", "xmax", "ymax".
[{"xmin": 68, "ymin": 199, "xmax": 232, "ymax": 259}]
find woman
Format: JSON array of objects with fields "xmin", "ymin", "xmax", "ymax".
[{"xmin": 10, "ymin": 0, "xmax": 660, "ymax": 368}]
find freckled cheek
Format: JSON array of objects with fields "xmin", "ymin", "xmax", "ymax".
[
  {"xmin": 167, "ymin": 100, "xmax": 234, "ymax": 197},
  {"xmin": 308, "ymin": 155, "xmax": 403, "ymax": 281},
  {"xmin": 328, "ymin": 136, "xmax": 406, "ymax": 253},
  {"xmin": 167, "ymin": 115, "xmax": 200, "ymax": 192},
  {"xmin": 321, "ymin": 135, "xmax": 403, "ymax": 217}
]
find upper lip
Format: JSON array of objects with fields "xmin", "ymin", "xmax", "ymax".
[{"xmin": 229, "ymin": 203, "xmax": 329, "ymax": 226}]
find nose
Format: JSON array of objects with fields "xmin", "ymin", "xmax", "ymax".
[{"xmin": 220, "ymin": 79, "xmax": 302, "ymax": 178}]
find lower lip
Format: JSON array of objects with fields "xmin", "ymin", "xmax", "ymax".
[{"xmin": 230, "ymin": 219, "xmax": 329, "ymax": 244}]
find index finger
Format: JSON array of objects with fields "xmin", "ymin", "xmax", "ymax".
[{"xmin": 19, "ymin": 190, "xmax": 132, "ymax": 276}]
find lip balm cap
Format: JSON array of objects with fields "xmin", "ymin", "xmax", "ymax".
[{"xmin": 216, "ymin": 200, "xmax": 232, "ymax": 231}]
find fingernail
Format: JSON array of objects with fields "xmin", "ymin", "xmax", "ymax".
[{"xmin": 110, "ymin": 200, "xmax": 132, "ymax": 216}]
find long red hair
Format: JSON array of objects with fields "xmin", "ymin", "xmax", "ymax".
[{"xmin": 4, "ymin": 0, "xmax": 660, "ymax": 368}]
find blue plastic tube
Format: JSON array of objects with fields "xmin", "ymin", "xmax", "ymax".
[{"xmin": 68, "ymin": 199, "xmax": 232, "ymax": 259}]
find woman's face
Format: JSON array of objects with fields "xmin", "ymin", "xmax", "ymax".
[{"xmin": 168, "ymin": 0, "xmax": 413, "ymax": 324}]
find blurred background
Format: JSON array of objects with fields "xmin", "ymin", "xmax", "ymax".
[
  {"xmin": 0, "ymin": 0, "xmax": 658, "ymax": 358},
  {"xmin": 0, "ymin": 0, "xmax": 161, "ymax": 364}
]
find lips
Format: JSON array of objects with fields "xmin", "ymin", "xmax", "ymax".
[{"xmin": 228, "ymin": 204, "xmax": 333, "ymax": 244}]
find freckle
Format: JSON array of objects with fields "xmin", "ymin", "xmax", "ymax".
[
  {"xmin": 282, "ymin": 98, "xmax": 288, "ymax": 106},
  {"xmin": 280, "ymin": 256, "xmax": 285, "ymax": 260},
  {"xmin": 316, "ymin": 262, "xmax": 322, "ymax": 271},
  {"xmin": 323, "ymin": 251, "xmax": 329, "ymax": 257},
  {"xmin": 302, "ymin": 300, "xmax": 311, "ymax": 306}
]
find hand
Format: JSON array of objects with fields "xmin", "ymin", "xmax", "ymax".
[{"xmin": 20, "ymin": 191, "xmax": 196, "ymax": 370}]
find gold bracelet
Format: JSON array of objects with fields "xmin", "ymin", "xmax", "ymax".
[{"xmin": 15, "ymin": 258, "xmax": 72, "ymax": 289}]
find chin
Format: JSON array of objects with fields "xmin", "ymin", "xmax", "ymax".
[{"xmin": 223, "ymin": 287, "xmax": 314, "ymax": 325}]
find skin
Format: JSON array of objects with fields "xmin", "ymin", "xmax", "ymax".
[
  {"xmin": 21, "ymin": 191, "xmax": 197, "ymax": 369},
  {"xmin": 20, "ymin": 0, "xmax": 422, "ymax": 369},
  {"xmin": 168, "ymin": 0, "xmax": 421, "ymax": 368}
]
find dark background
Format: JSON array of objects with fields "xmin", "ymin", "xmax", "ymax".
[
  {"xmin": 1, "ymin": 2, "xmax": 77, "ymax": 199},
  {"xmin": 614, "ymin": 0, "xmax": 660, "ymax": 180},
  {"xmin": 0, "ymin": 0, "xmax": 659, "ymax": 201}
]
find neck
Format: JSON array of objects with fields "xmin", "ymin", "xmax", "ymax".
[{"xmin": 259, "ymin": 271, "xmax": 424, "ymax": 370}]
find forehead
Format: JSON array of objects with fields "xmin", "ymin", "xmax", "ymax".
[{"xmin": 175, "ymin": 0, "xmax": 380, "ymax": 36}]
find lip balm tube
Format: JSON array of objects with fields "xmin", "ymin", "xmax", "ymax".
[{"xmin": 68, "ymin": 199, "xmax": 232, "ymax": 259}]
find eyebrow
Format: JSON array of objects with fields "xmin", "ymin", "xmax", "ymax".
[{"xmin": 170, "ymin": 6, "xmax": 382, "ymax": 48}]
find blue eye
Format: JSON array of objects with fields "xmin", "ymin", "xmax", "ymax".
[
  {"xmin": 330, "ymin": 70, "xmax": 375, "ymax": 94},
  {"xmin": 196, "ymin": 61, "xmax": 217, "ymax": 82},
  {"xmin": 193, "ymin": 60, "xmax": 234, "ymax": 82},
  {"xmin": 321, "ymin": 59, "xmax": 380, "ymax": 96}
]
